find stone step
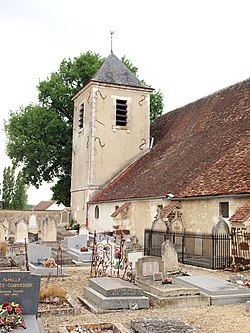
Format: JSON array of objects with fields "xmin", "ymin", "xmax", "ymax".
[
  {"xmin": 210, "ymin": 293, "xmax": 250, "ymax": 305},
  {"xmin": 89, "ymin": 277, "xmax": 144, "ymax": 297},
  {"xmin": 144, "ymin": 290, "xmax": 210, "ymax": 308},
  {"xmin": 84, "ymin": 286, "xmax": 149, "ymax": 310}
]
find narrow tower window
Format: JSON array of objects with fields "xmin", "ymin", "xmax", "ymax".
[
  {"xmin": 116, "ymin": 99, "xmax": 127, "ymax": 126},
  {"xmin": 79, "ymin": 103, "xmax": 84, "ymax": 129}
]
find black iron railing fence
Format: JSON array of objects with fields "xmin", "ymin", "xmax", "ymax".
[{"xmin": 144, "ymin": 229, "xmax": 235, "ymax": 269}]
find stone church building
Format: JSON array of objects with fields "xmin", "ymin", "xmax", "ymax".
[{"xmin": 70, "ymin": 53, "xmax": 250, "ymax": 246}]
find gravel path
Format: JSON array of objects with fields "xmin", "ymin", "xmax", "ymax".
[{"xmin": 39, "ymin": 265, "xmax": 250, "ymax": 333}]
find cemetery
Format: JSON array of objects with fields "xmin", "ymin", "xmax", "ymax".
[{"xmin": 0, "ymin": 227, "xmax": 249, "ymax": 333}]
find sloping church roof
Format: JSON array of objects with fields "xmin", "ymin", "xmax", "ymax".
[
  {"xmin": 91, "ymin": 53, "xmax": 150, "ymax": 89},
  {"xmin": 229, "ymin": 200, "xmax": 250, "ymax": 223},
  {"xmin": 89, "ymin": 78, "xmax": 250, "ymax": 203}
]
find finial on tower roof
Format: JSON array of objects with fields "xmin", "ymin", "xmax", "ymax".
[{"xmin": 110, "ymin": 31, "xmax": 114, "ymax": 54}]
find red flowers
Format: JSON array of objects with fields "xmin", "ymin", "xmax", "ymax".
[
  {"xmin": 0, "ymin": 301, "xmax": 25, "ymax": 331},
  {"xmin": 80, "ymin": 247, "xmax": 88, "ymax": 252},
  {"xmin": 162, "ymin": 278, "xmax": 173, "ymax": 284}
]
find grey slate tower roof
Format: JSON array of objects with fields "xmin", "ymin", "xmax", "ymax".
[{"xmin": 92, "ymin": 53, "xmax": 149, "ymax": 89}]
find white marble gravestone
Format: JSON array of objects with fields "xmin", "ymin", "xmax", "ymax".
[
  {"xmin": 161, "ymin": 240, "xmax": 179, "ymax": 273},
  {"xmin": 28, "ymin": 214, "xmax": 38, "ymax": 234},
  {"xmin": 42, "ymin": 216, "xmax": 57, "ymax": 241},
  {"xmin": 15, "ymin": 219, "xmax": 28, "ymax": 243}
]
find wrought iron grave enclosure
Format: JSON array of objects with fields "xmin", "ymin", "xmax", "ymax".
[
  {"xmin": 144, "ymin": 229, "xmax": 234, "ymax": 269},
  {"xmin": 90, "ymin": 231, "xmax": 135, "ymax": 282}
]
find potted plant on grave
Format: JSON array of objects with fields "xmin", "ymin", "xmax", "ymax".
[{"xmin": 65, "ymin": 219, "xmax": 80, "ymax": 232}]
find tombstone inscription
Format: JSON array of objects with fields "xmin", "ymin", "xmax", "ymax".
[{"xmin": 0, "ymin": 271, "xmax": 40, "ymax": 316}]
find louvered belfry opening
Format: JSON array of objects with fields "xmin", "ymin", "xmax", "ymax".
[
  {"xmin": 116, "ymin": 99, "xmax": 127, "ymax": 126},
  {"xmin": 79, "ymin": 103, "xmax": 84, "ymax": 129}
]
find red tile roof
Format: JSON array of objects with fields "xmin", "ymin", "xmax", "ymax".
[
  {"xmin": 160, "ymin": 202, "xmax": 179, "ymax": 218},
  {"xmin": 33, "ymin": 200, "xmax": 55, "ymax": 210},
  {"xmin": 89, "ymin": 79, "xmax": 250, "ymax": 203},
  {"xmin": 229, "ymin": 200, "xmax": 250, "ymax": 223},
  {"xmin": 111, "ymin": 202, "xmax": 130, "ymax": 217}
]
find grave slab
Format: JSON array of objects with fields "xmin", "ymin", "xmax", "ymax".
[
  {"xmin": 67, "ymin": 248, "xmax": 92, "ymax": 262},
  {"xmin": 84, "ymin": 286, "xmax": 149, "ymax": 310},
  {"xmin": 131, "ymin": 318, "xmax": 202, "ymax": 333},
  {"xmin": 136, "ymin": 277, "xmax": 209, "ymax": 308},
  {"xmin": 89, "ymin": 277, "xmax": 144, "ymax": 297},
  {"xmin": 28, "ymin": 262, "xmax": 64, "ymax": 276},
  {"xmin": 176, "ymin": 275, "xmax": 250, "ymax": 305},
  {"xmin": 80, "ymin": 277, "xmax": 149, "ymax": 312}
]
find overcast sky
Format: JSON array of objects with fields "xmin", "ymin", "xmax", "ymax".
[{"xmin": 0, "ymin": 0, "xmax": 249, "ymax": 205}]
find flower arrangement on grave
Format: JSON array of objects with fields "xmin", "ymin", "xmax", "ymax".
[
  {"xmin": 42, "ymin": 257, "xmax": 57, "ymax": 268},
  {"xmin": 115, "ymin": 248, "xmax": 121, "ymax": 258},
  {"xmin": 0, "ymin": 301, "xmax": 25, "ymax": 332},
  {"xmin": 80, "ymin": 246, "xmax": 88, "ymax": 252},
  {"xmin": 243, "ymin": 279, "xmax": 250, "ymax": 288},
  {"xmin": 162, "ymin": 278, "xmax": 173, "ymax": 284}
]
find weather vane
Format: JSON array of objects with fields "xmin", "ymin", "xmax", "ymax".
[{"xmin": 110, "ymin": 31, "xmax": 114, "ymax": 54}]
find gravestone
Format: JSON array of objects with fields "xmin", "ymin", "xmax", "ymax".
[
  {"xmin": 15, "ymin": 219, "xmax": 28, "ymax": 243},
  {"xmin": 28, "ymin": 214, "xmax": 38, "ymax": 234},
  {"xmin": 0, "ymin": 222, "xmax": 6, "ymax": 242},
  {"xmin": 42, "ymin": 217, "xmax": 57, "ymax": 241},
  {"xmin": 127, "ymin": 251, "xmax": 143, "ymax": 269},
  {"xmin": 27, "ymin": 243, "xmax": 63, "ymax": 276},
  {"xmin": 0, "ymin": 271, "xmax": 45, "ymax": 333},
  {"xmin": 27, "ymin": 243, "xmax": 52, "ymax": 263},
  {"xmin": 161, "ymin": 240, "xmax": 179, "ymax": 273},
  {"xmin": 0, "ymin": 271, "xmax": 40, "ymax": 316},
  {"xmin": 63, "ymin": 234, "xmax": 91, "ymax": 263},
  {"xmin": 212, "ymin": 216, "xmax": 230, "ymax": 235},
  {"xmin": 135, "ymin": 256, "xmax": 164, "ymax": 279},
  {"xmin": 135, "ymin": 256, "xmax": 209, "ymax": 308},
  {"xmin": 63, "ymin": 234, "xmax": 88, "ymax": 249}
]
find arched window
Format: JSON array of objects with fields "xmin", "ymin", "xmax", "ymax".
[{"xmin": 94, "ymin": 205, "xmax": 100, "ymax": 219}]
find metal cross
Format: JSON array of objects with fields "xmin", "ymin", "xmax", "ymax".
[{"xmin": 110, "ymin": 31, "xmax": 114, "ymax": 54}]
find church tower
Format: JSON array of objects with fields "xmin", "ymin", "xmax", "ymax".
[{"xmin": 70, "ymin": 53, "xmax": 154, "ymax": 225}]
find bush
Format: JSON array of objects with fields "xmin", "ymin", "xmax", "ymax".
[
  {"xmin": 0, "ymin": 242, "xmax": 7, "ymax": 254},
  {"xmin": 40, "ymin": 285, "xmax": 67, "ymax": 303}
]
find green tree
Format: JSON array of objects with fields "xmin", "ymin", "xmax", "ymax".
[
  {"xmin": 5, "ymin": 51, "xmax": 164, "ymax": 206},
  {"xmin": 1, "ymin": 167, "xmax": 28, "ymax": 210},
  {"xmin": 12, "ymin": 171, "xmax": 28, "ymax": 210},
  {"xmin": 2, "ymin": 166, "xmax": 15, "ymax": 209}
]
